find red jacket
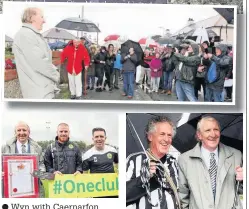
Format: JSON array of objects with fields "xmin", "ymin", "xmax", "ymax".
[{"xmin": 61, "ymin": 41, "xmax": 90, "ymax": 75}]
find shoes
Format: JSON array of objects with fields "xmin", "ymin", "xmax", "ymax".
[
  {"xmin": 122, "ymin": 93, "xmax": 127, "ymax": 96},
  {"xmin": 167, "ymin": 90, "xmax": 172, "ymax": 95},
  {"xmin": 75, "ymin": 96, "xmax": 82, "ymax": 100},
  {"xmin": 96, "ymin": 88, "xmax": 100, "ymax": 92},
  {"xmin": 127, "ymin": 96, "xmax": 133, "ymax": 99},
  {"xmin": 103, "ymin": 87, "xmax": 106, "ymax": 91},
  {"xmin": 109, "ymin": 87, "xmax": 113, "ymax": 91},
  {"xmin": 114, "ymin": 86, "xmax": 119, "ymax": 89},
  {"xmin": 70, "ymin": 95, "xmax": 76, "ymax": 99},
  {"xmin": 161, "ymin": 90, "xmax": 166, "ymax": 94},
  {"xmin": 86, "ymin": 86, "xmax": 90, "ymax": 90},
  {"xmin": 136, "ymin": 82, "xmax": 140, "ymax": 85},
  {"xmin": 90, "ymin": 87, "xmax": 94, "ymax": 90}
]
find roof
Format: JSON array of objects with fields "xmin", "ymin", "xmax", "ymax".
[
  {"xmin": 5, "ymin": 35, "xmax": 13, "ymax": 42},
  {"xmin": 172, "ymin": 15, "xmax": 228, "ymax": 36},
  {"xmin": 42, "ymin": 28, "xmax": 76, "ymax": 40}
]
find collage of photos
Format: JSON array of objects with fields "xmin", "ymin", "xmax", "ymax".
[
  {"xmin": 0, "ymin": 0, "xmax": 247, "ymax": 209},
  {"xmin": 3, "ymin": 2, "xmax": 237, "ymax": 103}
]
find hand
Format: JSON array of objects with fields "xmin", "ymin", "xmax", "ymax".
[
  {"xmin": 150, "ymin": 161, "xmax": 157, "ymax": 178},
  {"xmin": 197, "ymin": 66, "xmax": 204, "ymax": 72},
  {"xmin": 184, "ymin": 51, "xmax": 189, "ymax": 57},
  {"xmin": 225, "ymin": 77, "xmax": 229, "ymax": 80},
  {"xmin": 54, "ymin": 171, "xmax": 63, "ymax": 176},
  {"xmin": 85, "ymin": 66, "xmax": 89, "ymax": 70},
  {"xmin": 174, "ymin": 48, "xmax": 179, "ymax": 54},
  {"xmin": 207, "ymin": 53, "xmax": 213, "ymax": 59},
  {"xmin": 235, "ymin": 166, "xmax": 243, "ymax": 181},
  {"xmin": 73, "ymin": 171, "xmax": 81, "ymax": 176}
]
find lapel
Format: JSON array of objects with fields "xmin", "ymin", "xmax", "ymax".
[
  {"xmin": 215, "ymin": 143, "xmax": 233, "ymax": 204},
  {"xmin": 29, "ymin": 138, "xmax": 36, "ymax": 154}
]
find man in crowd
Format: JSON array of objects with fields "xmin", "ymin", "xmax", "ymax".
[
  {"xmin": 44, "ymin": 123, "xmax": 82, "ymax": 175},
  {"xmin": 203, "ymin": 44, "xmax": 233, "ymax": 102},
  {"xmin": 173, "ymin": 43, "xmax": 201, "ymax": 101},
  {"xmin": 178, "ymin": 116, "xmax": 243, "ymax": 209},
  {"xmin": 126, "ymin": 116, "xmax": 180, "ymax": 209},
  {"xmin": 13, "ymin": 7, "xmax": 60, "ymax": 99},
  {"xmin": 82, "ymin": 127, "xmax": 118, "ymax": 173}
]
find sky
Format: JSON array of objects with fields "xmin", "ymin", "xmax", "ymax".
[
  {"xmin": 3, "ymin": 2, "xmax": 219, "ymax": 42},
  {"xmin": 2, "ymin": 107, "xmax": 119, "ymax": 146}
]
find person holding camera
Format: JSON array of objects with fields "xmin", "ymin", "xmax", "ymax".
[{"xmin": 173, "ymin": 43, "xmax": 201, "ymax": 102}]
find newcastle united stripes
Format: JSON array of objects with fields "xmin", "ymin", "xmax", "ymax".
[{"xmin": 126, "ymin": 152, "xmax": 178, "ymax": 209}]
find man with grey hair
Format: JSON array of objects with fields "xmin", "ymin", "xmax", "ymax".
[
  {"xmin": 178, "ymin": 116, "xmax": 243, "ymax": 209},
  {"xmin": 126, "ymin": 116, "xmax": 179, "ymax": 209},
  {"xmin": 13, "ymin": 7, "xmax": 60, "ymax": 99}
]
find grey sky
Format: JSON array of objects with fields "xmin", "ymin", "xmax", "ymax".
[
  {"xmin": 2, "ymin": 108, "xmax": 119, "ymax": 146},
  {"xmin": 4, "ymin": 2, "xmax": 218, "ymax": 42}
]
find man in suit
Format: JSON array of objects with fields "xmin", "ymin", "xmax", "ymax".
[{"xmin": 178, "ymin": 116, "xmax": 243, "ymax": 209}]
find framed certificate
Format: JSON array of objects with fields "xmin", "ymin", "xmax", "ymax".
[{"xmin": 2, "ymin": 155, "xmax": 39, "ymax": 198}]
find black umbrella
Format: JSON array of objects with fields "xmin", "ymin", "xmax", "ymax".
[
  {"xmin": 214, "ymin": 8, "xmax": 234, "ymax": 24},
  {"xmin": 126, "ymin": 113, "xmax": 243, "ymax": 157},
  {"xmin": 55, "ymin": 17, "xmax": 101, "ymax": 33},
  {"xmin": 121, "ymin": 40, "xmax": 144, "ymax": 66}
]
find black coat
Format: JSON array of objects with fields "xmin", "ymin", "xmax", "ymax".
[{"xmin": 44, "ymin": 137, "xmax": 83, "ymax": 174}]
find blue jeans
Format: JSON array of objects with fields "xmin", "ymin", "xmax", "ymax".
[
  {"xmin": 163, "ymin": 71, "xmax": 173, "ymax": 91},
  {"xmin": 123, "ymin": 72, "xmax": 134, "ymax": 96},
  {"xmin": 205, "ymin": 87, "xmax": 223, "ymax": 102},
  {"xmin": 175, "ymin": 80, "xmax": 197, "ymax": 102}
]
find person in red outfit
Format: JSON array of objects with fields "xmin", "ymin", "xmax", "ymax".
[{"xmin": 61, "ymin": 39, "xmax": 90, "ymax": 99}]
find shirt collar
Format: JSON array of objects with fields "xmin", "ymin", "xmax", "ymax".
[
  {"xmin": 16, "ymin": 139, "xmax": 28, "ymax": 147},
  {"xmin": 201, "ymin": 145, "xmax": 218, "ymax": 157},
  {"xmin": 22, "ymin": 23, "xmax": 41, "ymax": 35}
]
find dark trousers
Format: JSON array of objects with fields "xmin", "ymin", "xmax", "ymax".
[
  {"xmin": 111, "ymin": 68, "xmax": 120, "ymax": 88},
  {"xmin": 87, "ymin": 75, "xmax": 95, "ymax": 88},
  {"xmin": 81, "ymin": 69, "xmax": 87, "ymax": 91},
  {"xmin": 194, "ymin": 77, "xmax": 206, "ymax": 100},
  {"xmin": 104, "ymin": 66, "xmax": 113, "ymax": 88},
  {"xmin": 96, "ymin": 67, "xmax": 104, "ymax": 87},
  {"xmin": 225, "ymin": 86, "xmax": 232, "ymax": 99}
]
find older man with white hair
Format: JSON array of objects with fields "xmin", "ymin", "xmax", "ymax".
[
  {"xmin": 178, "ymin": 116, "xmax": 243, "ymax": 209},
  {"xmin": 13, "ymin": 7, "xmax": 60, "ymax": 99},
  {"xmin": 2, "ymin": 121, "xmax": 45, "ymax": 172}
]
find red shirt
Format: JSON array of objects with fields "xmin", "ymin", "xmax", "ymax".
[{"xmin": 61, "ymin": 42, "xmax": 90, "ymax": 75}]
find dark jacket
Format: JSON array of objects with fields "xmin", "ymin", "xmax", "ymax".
[
  {"xmin": 121, "ymin": 53, "xmax": 137, "ymax": 73},
  {"xmin": 173, "ymin": 43, "xmax": 201, "ymax": 85},
  {"xmin": 204, "ymin": 44, "xmax": 233, "ymax": 91},
  {"xmin": 161, "ymin": 52, "xmax": 175, "ymax": 72},
  {"xmin": 106, "ymin": 52, "xmax": 116, "ymax": 68},
  {"xmin": 44, "ymin": 137, "xmax": 82, "ymax": 174},
  {"xmin": 88, "ymin": 52, "xmax": 96, "ymax": 76},
  {"xmin": 94, "ymin": 51, "xmax": 107, "ymax": 69}
]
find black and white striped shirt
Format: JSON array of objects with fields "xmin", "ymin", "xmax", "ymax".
[{"xmin": 126, "ymin": 151, "xmax": 178, "ymax": 209}]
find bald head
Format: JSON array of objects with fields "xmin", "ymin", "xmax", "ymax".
[
  {"xmin": 15, "ymin": 121, "xmax": 30, "ymax": 144},
  {"xmin": 22, "ymin": 7, "xmax": 45, "ymax": 31}
]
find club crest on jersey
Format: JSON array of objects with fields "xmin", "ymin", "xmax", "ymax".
[
  {"xmin": 69, "ymin": 144, "xmax": 74, "ymax": 149},
  {"xmin": 107, "ymin": 153, "xmax": 112, "ymax": 159},
  {"xmin": 93, "ymin": 157, "xmax": 97, "ymax": 162}
]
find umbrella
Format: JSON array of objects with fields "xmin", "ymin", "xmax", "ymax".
[
  {"xmin": 55, "ymin": 17, "xmax": 101, "ymax": 33},
  {"xmin": 48, "ymin": 41, "xmax": 67, "ymax": 50},
  {"xmin": 157, "ymin": 37, "xmax": 175, "ymax": 45},
  {"xmin": 214, "ymin": 8, "xmax": 234, "ymax": 24},
  {"xmin": 185, "ymin": 28, "xmax": 219, "ymax": 43},
  {"xmin": 138, "ymin": 38, "xmax": 157, "ymax": 47},
  {"xmin": 126, "ymin": 113, "xmax": 243, "ymax": 157},
  {"xmin": 121, "ymin": 40, "xmax": 144, "ymax": 66},
  {"xmin": 104, "ymin": 34, "xmax": 120, "ymax": 42}
]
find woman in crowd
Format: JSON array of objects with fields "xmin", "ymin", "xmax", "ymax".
[
  {"xmin": 87, "ymin": 45, "xmax": 97, "ymax": 90},
  {"xmin": 150, "ymin": 52, "xmax": 162, "ymax": 93},
  {"xmin": 104, "ymin": 44, "xmax": 116, "ymax": 91},
  {"xmin": 94, "ymin": 46, "xmax": 107, "ymax": 92}
]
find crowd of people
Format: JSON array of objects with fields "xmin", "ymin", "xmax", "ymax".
[
  {"xmin": 135, "ymin": 40, "xmax": 233, "ymax": 102},
  {"xmin": 126, "ymin": 115, "xmax": 243, "ymax": 209},
  {"xmin": 12, "ymin": 7, "xmax": 234, "ymax": 102}
]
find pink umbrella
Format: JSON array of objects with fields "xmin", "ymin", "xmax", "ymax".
[
  {"xmin": 104, "ymin": 34, "xmax": 120, "ymax": 42},
  {"xmin": 139, "ymin": 38, "xmax": 158, "ymax": 48}
]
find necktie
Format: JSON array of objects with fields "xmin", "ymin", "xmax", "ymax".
[
  {"xmin": 209, "ymin": 153, "xmax": 217, "ymax": 199},
  {"xmin": 21, "ymin": 144, "xmax": 26, "ymax": 154}
]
